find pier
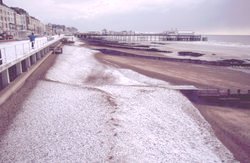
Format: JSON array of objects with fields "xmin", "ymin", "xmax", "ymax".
[{"xmin": 77, "ymin": 32, "xmax": 206, "ymax": 42}]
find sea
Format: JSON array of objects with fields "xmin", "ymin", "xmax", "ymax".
[
  {"xmin": 205, "ymin": 35, "xmax": 250, "ymax": 47},
  {"xmin": 143, "ymin": 35, "xmax": 250, "ymax": 64}
]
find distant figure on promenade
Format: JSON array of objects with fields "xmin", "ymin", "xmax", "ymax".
[{"xmin": 28, "ymin": 33, "xmax": 36, "ymax": 49}]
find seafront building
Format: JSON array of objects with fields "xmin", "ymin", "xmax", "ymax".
[
  {"xmin": 28, "ymin": 16, "xmax": 45, "ymax": 35},
  {"xmin": 0, "ymin": 0, "xmax": 15, "ymax": 36},
  {"xmin": 11, "ymin": 7, "xmax": 31, "ymax": 39},
  {"xmin": 65, "ymin": 27, "xmax": 78, "ymax": 35},
  {"xmin": 12, "ymin": 8, "xmax": 27, "ymax": 31},
  {"xmin": 0, "ymin": 0, "xmax": 44, "ymax": 39},
  {"xmin": 0, "ymin": 0, "xmax": 78, "ymax": 40},
  {"xmin": 45, "ymin": 23, "xmax": 78, "ymax": 36}
]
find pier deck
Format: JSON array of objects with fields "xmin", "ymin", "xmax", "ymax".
[{"xmin": 77, "ymin": 33, "xmax": 206, "ymax": 42}]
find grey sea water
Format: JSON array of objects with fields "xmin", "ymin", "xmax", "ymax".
[
  {"xmin": 146, "ymin": 35, "xmax": 250, "ymax": 63},
  {"xmin": 206, "ymin": 35, "xmax": 250, "ymax": 46}
]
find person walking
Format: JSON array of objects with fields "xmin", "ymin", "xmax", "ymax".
[{"xmin": 28, "ymin": 33, "xmax": 36, "ymax": 49}]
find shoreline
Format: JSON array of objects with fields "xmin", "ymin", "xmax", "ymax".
[
  {"xmin": 90, "ymin": 41, "xmax": 250, "ymax": 163},
  {"xmin": 84, "ymin": 38, "xmax": 250, "ymax": 67}
]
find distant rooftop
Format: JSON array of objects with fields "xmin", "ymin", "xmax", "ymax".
[
  {"xmin": 30, "ymin": 16, "xmax": 39, "ymax": 21},
  {"xmin": 11, "ymin": 7, "xmax": 29, "ymax": 15},
  {"xmin": 0, "ymin": 0, "xmax": 11, "ymax": 8}
]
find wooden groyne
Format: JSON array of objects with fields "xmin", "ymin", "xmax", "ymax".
[{"xmin": 181, "ymin": 89, "xmax": 250, "ymax": 108}]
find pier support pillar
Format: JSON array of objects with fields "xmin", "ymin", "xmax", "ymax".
[
  {"xmin": 36, "ymin": 52, "xmax": 41, "ymax": 61},
  {"xmin": 1, "ymin": 69, "xmax": 10, "ymax": 88},
  {"xmin": 37, "ymin": 52, "xmax": 40, "ymax": 60},
  {"xmin": 26, "ymin": 57, "xmax": 31, "ymax": 69},
  {"xmin": 31, "ymin": 54, "xmax": 37, "ymax": 65},
  {"xmin": 16, "ymin": 62, "xmax": 22, "ymax": 76},
  {"xmin": 40, "ymin": 49, "xmax": 44, "ymax": 57},
  {"xmin": 43, "ymin": 48, "xmax": 45, "ymax": 54},
  {"xmin": 21, "ymin": 60, "xmax": 27, "ymax": 72}
]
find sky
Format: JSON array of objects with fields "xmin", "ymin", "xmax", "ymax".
[{"xmin": 4, "ymin": 0, "xmax": 250, "ymax": 34}]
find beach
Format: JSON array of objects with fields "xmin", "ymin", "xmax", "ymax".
[
  {"xmin": 89, "ymin": 39, "xmax": 250, "ymax": 162},
  {"xmin": 1, "ymin": 0, "xmax": 250, "ymax": 162},
  {"xmin": 0, "ymin": 40, "xmax": 239, "ymax": 162}
]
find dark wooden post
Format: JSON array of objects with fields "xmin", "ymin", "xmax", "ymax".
[
  {"xmin": 0, "ymin": 49, "xmax": 2, "ymax": 65},
  {"xmin": 237, "ymin": 89, "xmax": 241, "ymax": 95}
]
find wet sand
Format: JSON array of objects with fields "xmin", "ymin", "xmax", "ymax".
[
  {"xmin": 95, "ymin": 49, "xmax": 250, "ymax": 163},
  {"xmin": 95, "ymin": 51, "xmax": 250, "ymax": 90}
]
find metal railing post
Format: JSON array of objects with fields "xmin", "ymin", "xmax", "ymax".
[
  {"xmin": 3, "ymin": 48, "xmax": 7, "ymax": 64},
  {"xmin": 15, "ymin": 45, "xmax": 17, "ymax": 59},
  {"xmin": 29, "ymin": 42, "xmax": 31, "ymax": 52},
  {"xmin": 22, "ymin": 43, "xmax": 25, "ymax": 55}
]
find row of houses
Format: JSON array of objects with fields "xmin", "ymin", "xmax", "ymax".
[
  {"xmin": 46, "ymin": 24, "xmax": 78, "ymax": 36},
  {"xmin": 0, "ymin": 0, "xmax": 78, "ymax": 40}
]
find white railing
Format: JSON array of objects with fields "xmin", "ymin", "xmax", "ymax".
[{"xmin": 0, "ymin": 35, "xmax": 62, "ymax": 66}]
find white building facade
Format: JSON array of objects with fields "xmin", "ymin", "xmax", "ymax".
[
  {"xmin": 0, "ymin": 0, "xmax": 77, "ymax": 39},
  {"xmin": 0, "ymin": 3, "xmax": 15, "ymax": 35},
  {"xmin": 28, "ymin": 16, "xmax": 45, "ymax": 34}
]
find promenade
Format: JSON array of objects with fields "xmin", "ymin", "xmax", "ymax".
[{"xmin": 0, "ymin": 36, "xmax": 61, "ymax": 66}]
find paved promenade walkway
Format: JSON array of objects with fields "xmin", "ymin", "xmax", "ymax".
[{"xmin": 0, "ymin": 35, "xmax": 62, "ymax": 66}]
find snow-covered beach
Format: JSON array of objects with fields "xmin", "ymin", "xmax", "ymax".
[{"xmin": 0, "ymin": 40, "xmax": 237, "ymax": 162}]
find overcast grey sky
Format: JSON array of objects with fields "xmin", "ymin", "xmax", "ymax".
[{"xmin": 4, "ymin": 0, "xmax": 250, "ymax": 34}]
